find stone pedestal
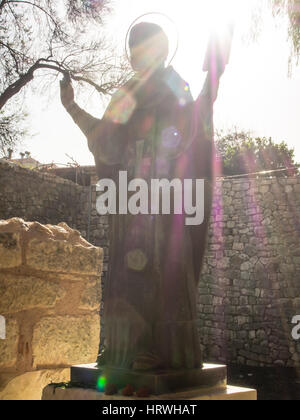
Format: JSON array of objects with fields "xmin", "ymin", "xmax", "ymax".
[
  {"xmin": 42, "ymin": 363, "xmax": 255, "ymax": 400},
  {"xmin": 42, "ymin": 384, "xmax": 257, "ymax": 401},
  {"xmin": 71, "ymin": 363, "xmax": 227, "ymax": 396}
]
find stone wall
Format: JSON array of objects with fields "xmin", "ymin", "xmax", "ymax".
[
  {"xmin": 0, "ymin": 218, "xmax": 103, "ymax": 399},
  {"xmin": 0, "ymin": 159, "xmax": 108, "ymax": 341},
  {"xmin": 1, "ymin": 159, "xmax": 300, "ymax": 368},
  {"xmin": 199, "ymin": 177, "xmax": 300, "ymax": 368}
]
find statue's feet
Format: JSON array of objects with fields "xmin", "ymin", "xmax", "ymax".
[
  {"xmin": 132, "ymin": 352, "xmax": 163, "ymax": 371},
  {"xmin": 97, "ymin": 349, "xmax": 106, "ymax": 367}
]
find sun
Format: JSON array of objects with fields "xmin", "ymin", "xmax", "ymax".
[
  {"xmin": 118, "ymin": 0, "xmax": 253, "ymax": 69},
  {"xmin": 140, "ymin": 0, "xmax": 248, "ymax": 65}
]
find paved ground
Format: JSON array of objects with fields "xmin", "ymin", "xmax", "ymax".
[{"xmin": 227, "ymin": 365, "xmax": 300, "ymax": 400}]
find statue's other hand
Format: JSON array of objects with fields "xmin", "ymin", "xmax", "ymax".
[{"xmin": 60, "ymin": 73, "xmax": 75, "ymax": 109}]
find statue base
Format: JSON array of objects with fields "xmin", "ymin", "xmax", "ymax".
[
  {"xmin": 70, "ymin": 363, "xmax": 227, "ymax": 396},
  {"xmin": 42, "ymin": 384, "xmax": 257, "ymax": 401}
]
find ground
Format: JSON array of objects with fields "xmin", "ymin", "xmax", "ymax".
[{"xmin": 228, "ymin": 365, "xmax": 300, "ymax": 400}]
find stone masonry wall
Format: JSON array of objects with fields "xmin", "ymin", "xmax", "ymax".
[
  {"xmin": 199, "ymin": 176, "xmax": 300, "ymax": 368},
  {"xmin": 0, "ymin": 218, "xmax": 103, "ymax": 399},
  {"xmin": 0, "ymin": 160, "xmax": 109, "ymax": 339},
  {"xmin": 1, "ymin": 159, "xmax": 300, "ymax": 368}
]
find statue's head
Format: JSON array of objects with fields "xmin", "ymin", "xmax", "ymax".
[{"xmin": 129, "ymin": 22, "xmax": 169, "ymax": 75}]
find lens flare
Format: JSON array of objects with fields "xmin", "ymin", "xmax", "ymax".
[
  {"xmin": 105, "ymin": 88, "xmax": 137, "ymax": 125},
  {"xmin": 162, "ymin": 126, "xmax": 182, "ymax": 149},
  {"xmin": 96, "ymin": 375, "xmax": 107, "ymax": 393}
]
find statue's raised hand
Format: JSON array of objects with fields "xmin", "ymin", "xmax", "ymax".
[{"xmin": 60, "ymin": 73, "xmax": 75, "ymax": 110}]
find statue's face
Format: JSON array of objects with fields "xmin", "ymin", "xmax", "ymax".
[{"xmin": 130, "ymin": 42, "xmax": 166, "ymax": 75}]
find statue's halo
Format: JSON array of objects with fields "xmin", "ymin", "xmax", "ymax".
[{"xmin": 125, "ymin": 12, "xmax": 179, "ymax": 67}]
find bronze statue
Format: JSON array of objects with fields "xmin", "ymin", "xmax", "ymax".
[{"xmin": 60, "ymin": 22, "xmax": 227, "ymax": 372}]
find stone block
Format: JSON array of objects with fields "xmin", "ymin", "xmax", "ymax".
[
  {"xmin": 27, "ymin": 239, "xmax": 102, "ymax": 275},
  {"xmin": 79, "ymin": 280, "xmax": 101, "ymax": 311},
  {"xmin": 0, "ymin": 231, "xmax": 22, "ymax": 269},
  {"xmin": 0, "ymin": 368, "xmax": 70, "ymax": 400},
  {"xmin": 241, "ymin": 262, "xmax": 252, "ymax": 272},
  {"xmin": 233, "ymin": 243, "xmax": 244, "ymax": 251},
  {"xmin": 32, "ymin": 315, "xmax": 100, "ymax": 368},
  {"xmin": 0, "ymin": 274, "xmax": 65, "ymax": 314}
]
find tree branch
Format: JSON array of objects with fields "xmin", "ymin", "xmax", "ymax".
[
  {"xmin": 0, "ymin": 60, "xmax": 66, "ymax": 110},
  {"xmin": 0, "ymin": 0, "xmax": 7, "ymax": 10},
  {"xmin": 71, "ymin": 75, "xmax": 110, "ymax": 95},
  {"xmin": 6, "ymin": 0, "xmax": 69, "ymax": 41},
  {"xmin": 0, "ymin": 58, "xmax": 117, "ymax": 110},
  {"xmin": 0, "ymin": 41, "xmax": 25, "ymax": 74},
  {"xmin": 6, "ymin": 1, "xmax": 59, "ymax": 28}
]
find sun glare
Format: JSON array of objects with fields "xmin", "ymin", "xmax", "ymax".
[
  {"xmin": 128, "ymin": 0, "xmax": 255, "ymax": 68},
  {"xmin": 205, "ymin": 0, "xmax": 242, "ymax": 29},
  {"xmin": 163, "ymin": 0, "xmax": 244, "ymax": 32}
]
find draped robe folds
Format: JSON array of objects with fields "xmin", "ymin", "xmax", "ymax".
[{"xmin": 68, "ymin": 66, "xmax": 218, "ymax": 370}]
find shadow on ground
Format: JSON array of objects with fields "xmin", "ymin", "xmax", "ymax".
[{"xmin": 228, "ymin": 365, "xmax": 300, "ymax": 400}]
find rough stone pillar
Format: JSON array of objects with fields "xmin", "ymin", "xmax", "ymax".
[{"xmin": 0, "ymin": 218, "xmax": 103, "ymax": 399}]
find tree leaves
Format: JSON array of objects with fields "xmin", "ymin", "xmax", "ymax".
[{"xmin": 216, "ymin": 129, "xmax": 298, "ymax": 177}]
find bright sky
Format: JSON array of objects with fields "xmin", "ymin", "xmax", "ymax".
[{"xmin": 21, "ymin": 0, "xmax": 300, "ymax": 166}]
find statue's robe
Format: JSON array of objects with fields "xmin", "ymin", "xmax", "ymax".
[{"xmin": 69, "ymin": 66, "xmax": 218, "ymax": 370}]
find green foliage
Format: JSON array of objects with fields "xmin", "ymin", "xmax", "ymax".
[{"xmin": 216, "ymin": 129, "xmax": 298, "ymax": 176}]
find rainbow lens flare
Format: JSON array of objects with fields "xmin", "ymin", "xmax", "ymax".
[{"xmin": 96, "ymin": 376, "xmax": 107, "ymax": 393}]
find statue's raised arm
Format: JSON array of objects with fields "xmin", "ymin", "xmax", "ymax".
[
  {"xmin": 60, "ymin": 74, "xmax": 102, "ymax": 145},
  {"xmin": 60, "ymin": 74, "xmax": 126, "ymax": 177},
  {"xmin": 197, "ymin": 25, "xmax": 234, "ymax": 118}
]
